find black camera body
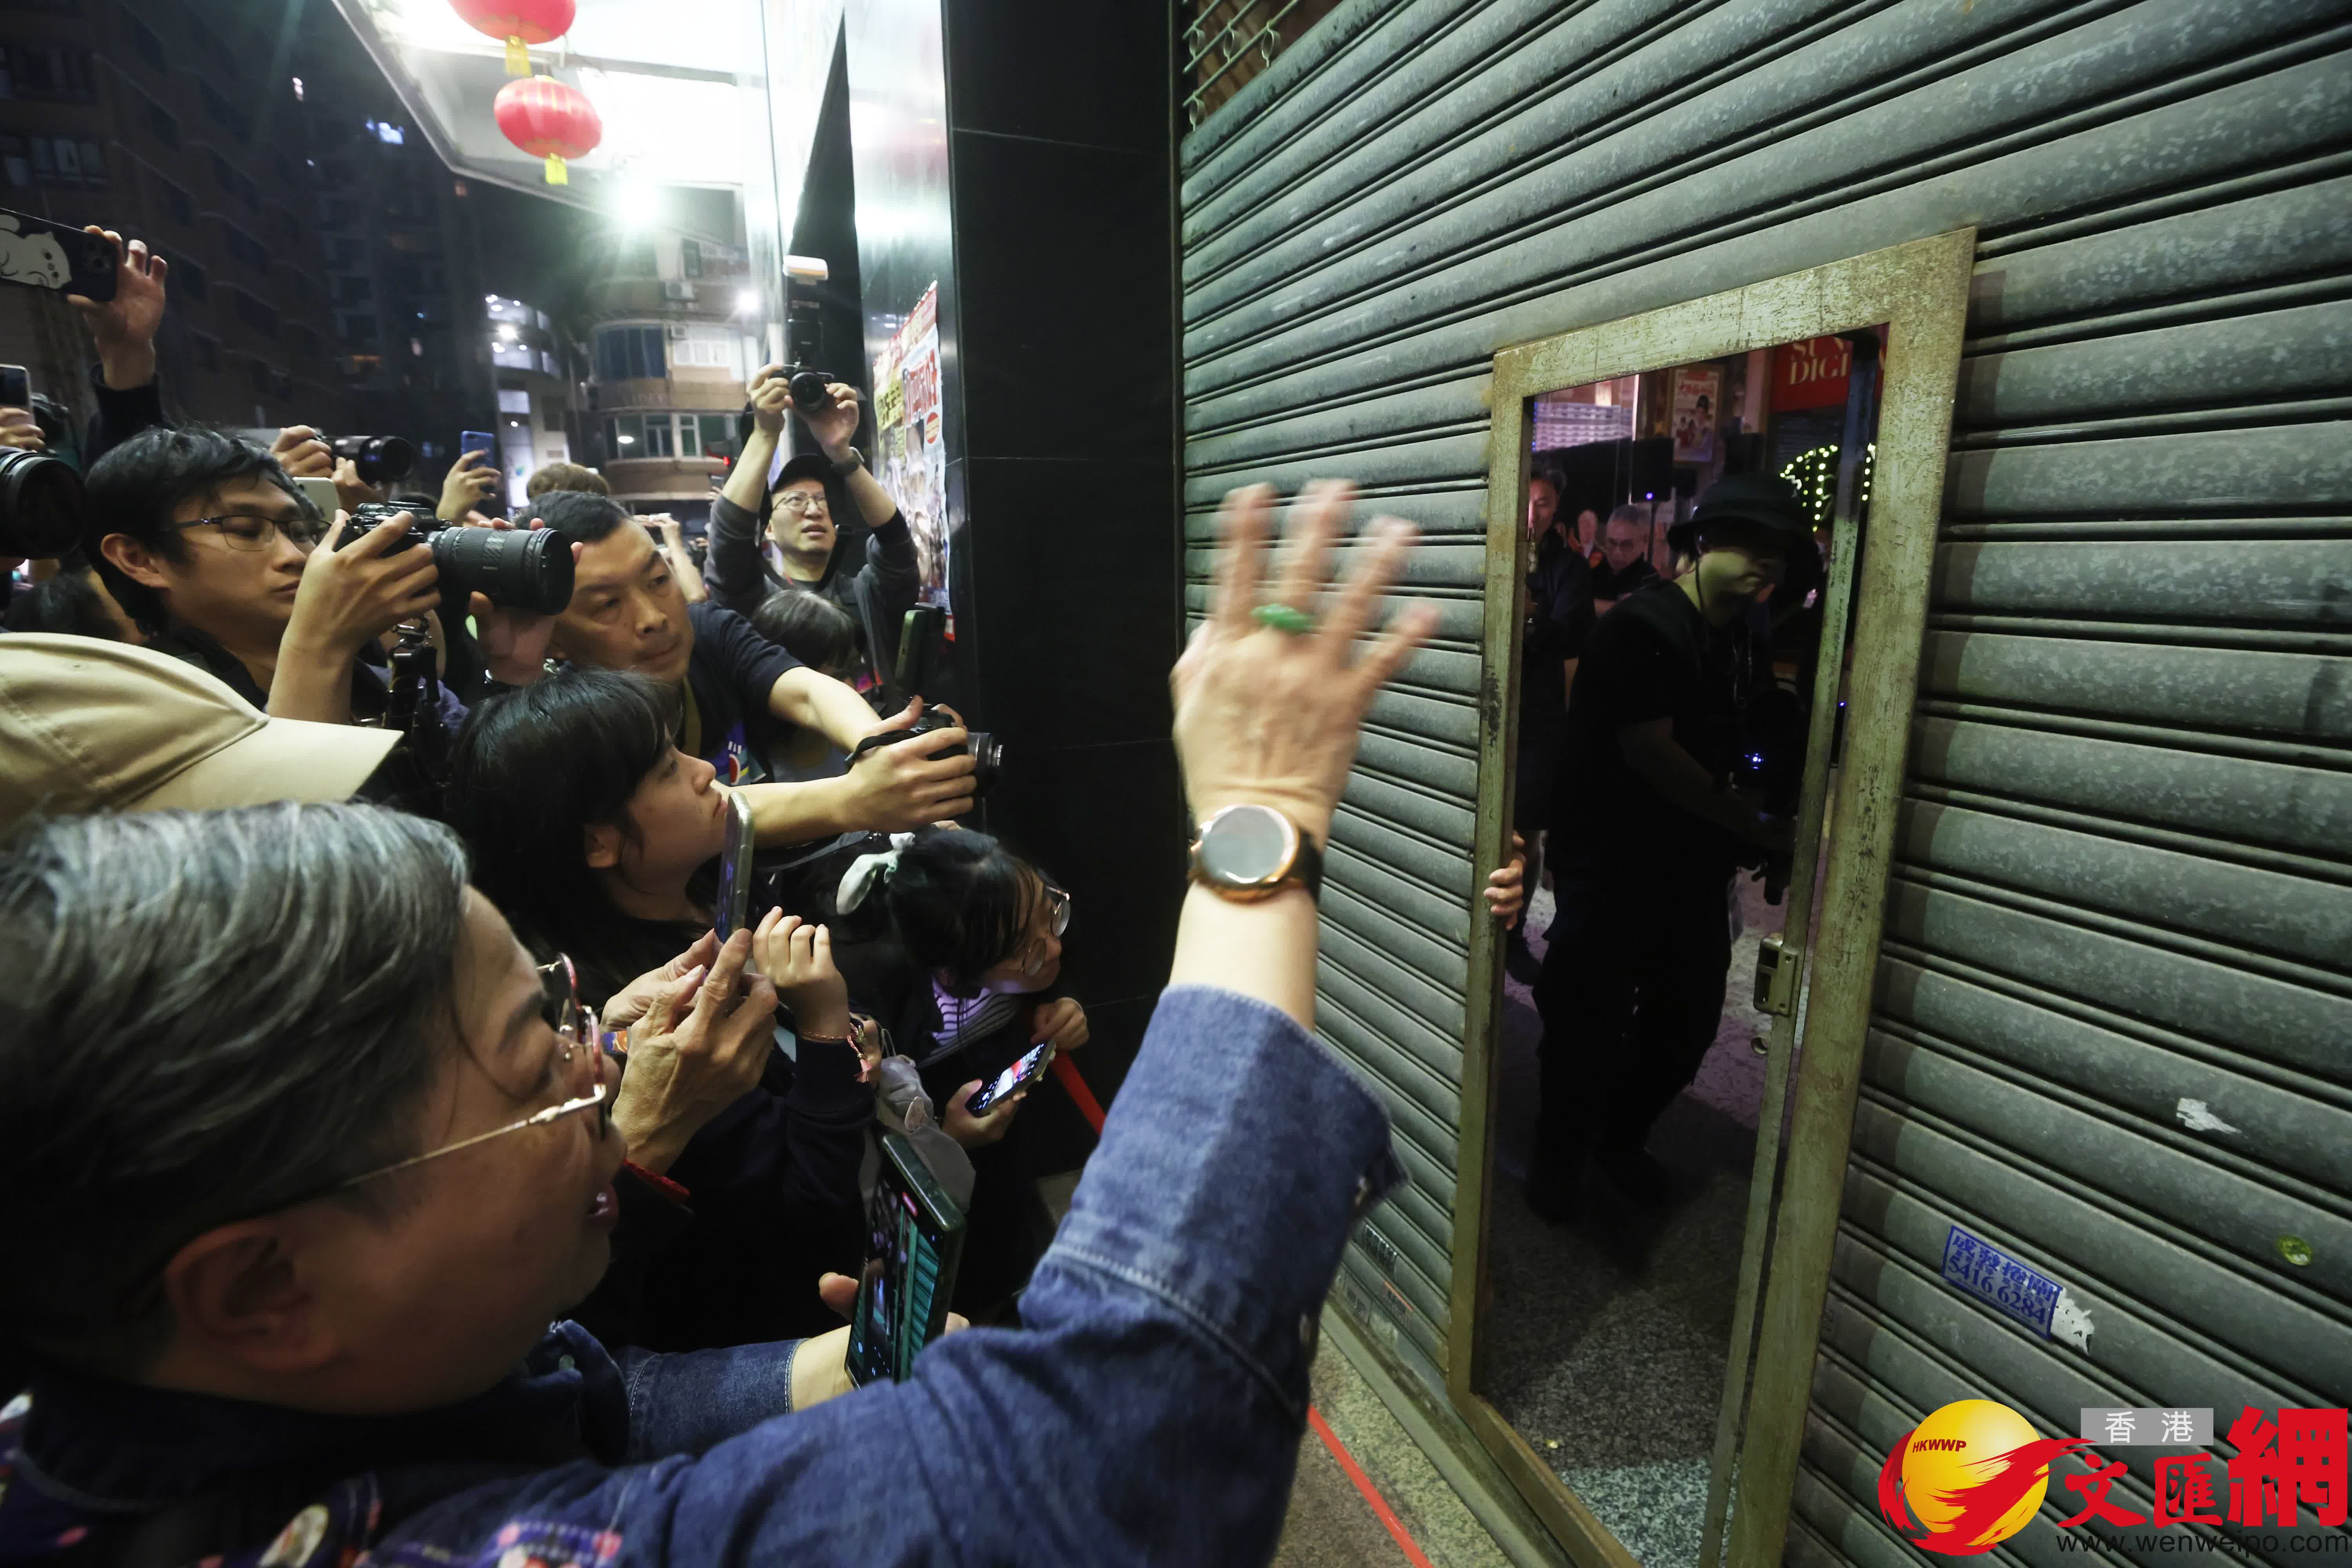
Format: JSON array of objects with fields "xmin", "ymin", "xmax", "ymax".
[
  {"xmin": 330, "ymin": 434, "xmax": 417, "ymax": 486},
  {"xmin": 786, "ymin": 364, "xmax": 837, "ymax": 414},
  {"xmin": 850, "ymin": 708, "xmax": 1002, "ymax": 799},
  {"xmin": 0, "ymin": 445, "xmax": 82, "ymax": 559},
  {"xmin": 337, "ymin": 502, "xmax": 574, "ymax": 614}
]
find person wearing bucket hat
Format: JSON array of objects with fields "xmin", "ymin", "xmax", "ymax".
[
  {"xmin": 0, "ymin": 634, "xmax": 401, "ymax": 837},
  {"xmin": 1523, "ymin": 472, "xmax": 1804, "ymax": 1219}
]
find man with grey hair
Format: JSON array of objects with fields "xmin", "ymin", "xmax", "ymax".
[{"xmin": 1589, "ymin": 503, "xmax": 1661, "ymax": 610}]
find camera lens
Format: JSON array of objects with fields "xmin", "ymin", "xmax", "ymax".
[
  {"xmin": 0, "ymin": 447, "xmax": 83, "ymax": 559},
  {"xmin": 428, "ymin": 523, "xmax": 575, "ymax": 613},
  {"xmin": 788, "ymin": 368, "xmax": 832, "ymax": 411},
  {"xmin": 966, "ymin": 732, "xmax": 1001, "ymax": 799},
  {"xmin": 331, "ymin": 434, "xmax": 418, "ymax": 486}
]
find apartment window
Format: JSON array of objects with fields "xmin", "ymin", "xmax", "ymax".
[
  {"xmin": 136, "ymin": 91, "xmax": 179, "ymax": 148},
  {"xmin": 153, "ymin": 172, "xmax": 191, "ymax": 224},
  {"xmin": 5, "ymin": 134, "xmax": 106, "ymax": 188},
  {"xmin": 593, "ymin": 325, "xmax": 664, "ymax": 382},
  {"xmin": 200, "ymin": 80, "xmax": 250, "ymax": 141},
  {"xmin": 0, "ymin": 43, "xmax": 96, "ymax": 100},
  {"xmin": 699, "ymin": 414, "xmax": 735, "ymax": 461},
  {"xmin": 189, "ymin": 332, "xmax": 219, "ymax": 372},
  {"xmin": 681, "ymin": 238, "xmax": 702, "ymax": 278},
  {"xmin": 123, "ymin": 11, "xmax": 165, "ymax": 69},
  {"xmin": 338, "ymin": 313, "xmax": 377, "ymax": 346},
  {"xmin": 331, "ymin": 273, "xmax": 370, "ymax": 305},
  {"xmin": 170, "ymin": 254, "xmax": 207, "ymax": 299},
  {"xmin": 232, "ymin": 288, "xmax": 276, "ymax": 336},
  {"xmin": 543, "ymin": 402, "xmax": 566, "ymax": 432},
  {"xmin": 220, "ymin": 224, "xmax": 269, "ymax": 278},
  {"xmin": 677, "ymin": 415, "xmax": 700, "ymax": 457}
]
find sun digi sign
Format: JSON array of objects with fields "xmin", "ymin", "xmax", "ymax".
[
  {"xmin": 1879, "ymin": 1399, "xmax": 2350, "ymax": 1554},
  {"xmin": 1772, "ymin": 335, "xmax": 1854, "ymax": 412}
]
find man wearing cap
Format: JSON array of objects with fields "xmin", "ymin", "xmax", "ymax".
[
  {"xmin": 1524, "ymin": 472, "xmax": 1801, "ymax": 1218},
  {"xmin": 0, "ymin": 635, "xmax": 401, "ymax": 836},
  {"xmin": 704, "ymin": 365, "xmax": 919, "ymax": 699}
]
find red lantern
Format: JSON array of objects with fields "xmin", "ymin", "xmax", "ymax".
[
  {"xmin": 452, "ymin": 0, "xmax": 574, "ymax": 74},
  {"xmin": 495, "ymin": 75, "xmax": 600, "ymax": 186}
]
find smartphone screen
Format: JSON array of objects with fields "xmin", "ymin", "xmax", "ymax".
[
  {"xmin": 0, "ymin": 365, "xmax": 27, "ymax": 407},
  {"xmin": 966, "ymin": 1041, "xmax": 1053, "ymax": 1116},
  {"xmin": 847, "ymin": 1131, "xmax": 965, "ymax": 1386},
  {"xmin": 713, "ymin": 791, "xmax": 755, "ymax": 940}
]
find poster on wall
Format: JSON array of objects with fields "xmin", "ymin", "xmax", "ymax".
[
  {"xmin": 872, "ymin": 282, "xmax": 949, "ymax": 608},
  {"xmin": 1670, "ymin": 365, "xmax": 1721, "ymax": 464}
]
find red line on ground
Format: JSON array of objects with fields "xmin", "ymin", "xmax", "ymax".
[
  {"xmin": 1309, "ymin": 1405, "xmax": 1439, "ymax": 1568},
  {"xmin": 1049, "ymin": 1047, "xmax": 1432, "ymax": 1568}
]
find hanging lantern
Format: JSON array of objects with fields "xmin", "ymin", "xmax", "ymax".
[
  {"xmin": 494, "ymin": 75, "xmax": 600, "ymax": 186},
  {"xmin": 451, "ymin": 0, "xmax": 575, "ymax": 75}
]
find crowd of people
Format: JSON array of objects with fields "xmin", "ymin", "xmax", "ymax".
[{"xmin": 0, "ymin": 227, "xmax": 1538, "ymax": 1563}]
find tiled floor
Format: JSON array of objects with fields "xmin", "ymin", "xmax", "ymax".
[
  {"xmin": 1472, "ymin": 877, "xmax": 1782, "ymax": 1565},
  {"xmin": 1273, "ymin": 1335, "xmax": 1521, "ymax": 1568}
]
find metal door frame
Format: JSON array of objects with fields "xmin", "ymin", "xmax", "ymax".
[{"xmin": 1454, "ymin": 229, "xmax": 1977, "ymax": 1567}]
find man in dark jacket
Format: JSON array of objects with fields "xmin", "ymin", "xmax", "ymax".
[{"xmin": 706, "ymin": 366, "xmax": 920, "ymax": 702}]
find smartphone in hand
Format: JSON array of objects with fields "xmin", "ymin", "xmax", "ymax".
[
  {"xmin": 0, "ymin": 365, "xmax": 29, "ymax": 408},
  {"xmin": 714, "ymin": 790, "xmax": 755, "ymax": 941},
  {"xmin": 0, "ymin": 208, "xmax": 116, "ymax": 300},
  {"xmin": 965, "ymin": 1040, "xmax": 1054, "ymax": 1116}
]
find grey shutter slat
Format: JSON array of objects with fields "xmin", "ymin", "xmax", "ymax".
[{"xmin": 1182, "ymin": 0, "xmax": 2352, "ymax": 1479}]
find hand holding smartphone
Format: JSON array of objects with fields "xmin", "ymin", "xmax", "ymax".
[
  {"xmin": 0, "ymin": 208, "xmax": 116, "ymax": 300},
  {"xmin": 715, "ymin": 791, "xmax": 756, "ymax": 941},
  {"xmin": 965, "ymin": 1040, "xmax": 1054, "ymax": 1116}
]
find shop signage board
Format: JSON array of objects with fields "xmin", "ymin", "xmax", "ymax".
[
  {"xmin": 1773, "ymin": 335, "xmax": 1853, "ymax": 412},
  {"xmin": 872, "ymin": 281, "xmax": 949, "ymax": 608}
]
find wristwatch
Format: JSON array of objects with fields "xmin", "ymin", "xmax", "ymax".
[
  {"xmin": 1188, "ymin": 804, "xmax": 1323, "ymax": 904},
  {"xmin": 829, "ymin": 445, "xmax": 865, "ymax": 475}
]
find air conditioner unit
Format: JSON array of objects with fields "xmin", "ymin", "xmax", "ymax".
[
  {"xmin": 662, "ymin": 280, "xmax": 695, "ymax": 302},
  {"xmin": 666, "ymin": 323, "xmax": 690, "ymax": 340}
]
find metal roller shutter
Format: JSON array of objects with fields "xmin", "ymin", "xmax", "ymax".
[{"xmin": 1180, "ymin": 7, "xmax": 2352, "ymax": 1551}]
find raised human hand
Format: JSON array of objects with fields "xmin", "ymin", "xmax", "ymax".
[{"xmin": 1171, "ymin": 481, "xmax": 1437, "ymax": 846}]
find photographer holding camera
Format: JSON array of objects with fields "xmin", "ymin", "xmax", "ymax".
[
  {"xmin": 1525, "ymin": 473, "xmax": 1803, "ymax": 1220},
  {"xmin": 0, "ymin": 479, "xmax": 1436, "ymax": 1567},
  {"xmin": 706, "ymin": 364, "xmax": 919, "ymax": 697},
  {"xmin": 82, "ymin": 429, "xmax": 568, "ymax": 728},
  {"xmin": 522, "ymin": 490, "xmax": 969, "ymax": 837}
]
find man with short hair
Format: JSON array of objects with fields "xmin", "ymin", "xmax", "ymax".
[
  {"xmin": 521, "ymin": 489, "xmax": 968, "ymax": 837},
  {"xmin": 1512, "ymin": 465, "xmax": 1593, "ymax": 980},
  {"xmin": 705, "ymin": 366, "xmax": 918, "ymax": 698},
  {"xmin": 1526, "ymin": 474, "xmax": 1801, "ymax": 1217},
  {"xmin": 526, "ymin": 459, "xmax": 612, "ymax": 498},
  {"xmin": 83, "ymin": 427, "xmax": 444, "ymax": 726},
  {"xmin": 1590, "ymin": 503, "xmax": 1661, "ymax": 608}
]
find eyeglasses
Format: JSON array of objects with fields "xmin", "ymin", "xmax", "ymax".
[
  {"xmin": 1018, "ymin": 883, "xmax": 1071, "ymax": 977},
  {"xmin": 334, "ymin": 955, "xmax": 613, "ymax": 1192},
  {"xmin": 775, "ymin": 493, "xmax": 829, "ymax": 517},
  {"xmin": 174, "ymin": 512, "xmax": 329, "ymax": 552}
]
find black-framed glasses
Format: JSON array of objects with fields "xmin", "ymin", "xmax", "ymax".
[
  {"xmin": 334, "ymin": 954, "xmax": 613, "ymax": 1192},
  {"xmin": 775, "ymin": 493, "xmax": 829, "ymax": 516},
  {"xmin": 174, "ymin": 512, "xmax": 329, "ymax": 552},
  {"xmin": 1018, "ymin": 883, "xmax": 1071, "ymax": 977}
]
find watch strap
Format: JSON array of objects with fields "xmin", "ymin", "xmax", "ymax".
[{"xmin": 831, "ymin": 445, "xmax": 865, "ymax": 475}]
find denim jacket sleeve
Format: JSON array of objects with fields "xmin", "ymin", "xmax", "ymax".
[
  {"xmin": 704, "ymin": 492, "xmax": 775, "ymax": 617},
  {"xmin": 390, "ymin": 984, "xmax": 1403, "ymax": 1565}
]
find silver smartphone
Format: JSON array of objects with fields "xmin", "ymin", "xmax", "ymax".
[{"xmin": 715, "ymin": 790, "xmax": 756, "ymax": 940}]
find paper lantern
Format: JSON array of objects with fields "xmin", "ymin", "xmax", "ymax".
[
  {"xmin": 452, "ymin": 0, "xmax": 575, "ymax": 74},
  {"xmin": 494, "ymin": 75, "xmax": 600, "ymax": 186}
]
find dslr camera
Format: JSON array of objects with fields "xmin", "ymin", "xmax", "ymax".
[
  {"xmin": 850, "ymin": 708, "xmax": 1002, "ymax": 800},
  {"xmin": 0, "ymin": 445, "xmax": 81, "ymax": 559},
  {"xmin": 330, "ymin": 434, "xmax": 417, "ymax": 486},
  {"xmin": 784, "ymin": 298, "xmax": 837, "ymax": 414},
  {"xmin": 336, "ymin": 502, "xmax": 574, "ymax": 613}
]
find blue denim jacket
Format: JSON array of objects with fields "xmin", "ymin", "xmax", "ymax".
[{"xmin": 0, "ymin": 985, "xmax": 1402, "ymax": 1566}]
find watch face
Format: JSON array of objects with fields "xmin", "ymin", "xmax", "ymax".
[{"xmin": 1201, "ymin": 806, "xmax": 1291, "ymax": 886}]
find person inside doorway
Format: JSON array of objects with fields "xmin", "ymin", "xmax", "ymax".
[
  {"xmin": 1513, "ymin": 465, "xmax": 1593, "ymax": 981},
  {"xmin": 1589, "ymin": 503, "xmax": 1661, "ymax": 610},
  {"xmin": 1524, "ymin": 473, "xmax": 1801, "ymax": 1218}
]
